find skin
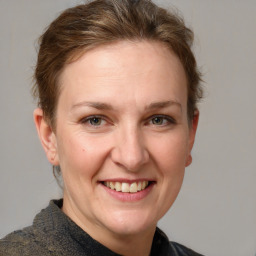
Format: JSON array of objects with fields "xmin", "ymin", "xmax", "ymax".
[{"xmin": 34, "ymin": 40, "xmax": 199, "ymax": 256}]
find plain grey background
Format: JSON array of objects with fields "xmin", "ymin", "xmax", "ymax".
[{"xmin": 0, "ymin": 0, "xmax": 255, "ymax": 255}]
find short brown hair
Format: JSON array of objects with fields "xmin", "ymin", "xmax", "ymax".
[{"xmin": 33, "ymin": 0, "xmax": 203, "ymax": 128}]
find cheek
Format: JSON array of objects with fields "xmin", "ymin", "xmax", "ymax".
[
  {"xmin": 149, "ymin": 131, "xmax": 189, "ymax": 173},
  {"xmin": 150, "ymin": 133, "xmax": 188, "ymax": 216},
  {"xmin": 56, "ymin": 132, "xmax": 111, "ymax": 179}
]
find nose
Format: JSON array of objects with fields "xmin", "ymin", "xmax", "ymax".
[{"xmin": 111, "ymin": 126, "xmax": 149, "ymax": 172}]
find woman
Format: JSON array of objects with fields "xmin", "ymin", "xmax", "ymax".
[{"xmin": 0, "ymin": 0, "xmax": 203, "ymax": 255}]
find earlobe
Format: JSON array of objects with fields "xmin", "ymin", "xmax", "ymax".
[
  {"xmin": 186, "ymin": 110, "xmax": 199, "ymax": 167},
  {"xmin": 185, "ymin": 154, "xmax": 192, "ymax": 167},
  {"xmin": 33, "ymin": 108, "xmax": 59, "ymax": 165}
]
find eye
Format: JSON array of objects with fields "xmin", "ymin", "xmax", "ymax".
[
  {"xmin": 151, "ymin": 116, "xmax": 165, "ymax": 125},
  {"xmin": 88, "ymin": 117, "xmax": 103, "ymax": 126},
  {"xmin": 81, "ymin": 116, "xmax": 106, "ymax": 127},
  {"xmin": 149, "ymin": 115, "xmax": 176, "ymax": 126}
]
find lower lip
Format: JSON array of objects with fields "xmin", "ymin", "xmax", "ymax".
[{"xmin": 100, "ymin": 182, "xmax": 155, "ymax": 202}]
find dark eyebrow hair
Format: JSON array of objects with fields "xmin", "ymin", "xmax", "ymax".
[
  {"xmin": 71, "ymin": 101, "xmax": 114, "ymax": 111},
  {"xmin": 71, "ymin": 100, "xmax": 182, "ymax": 111},
  {"xmin": 146, "ymin": 100, "xmax": 182, "ymax": 111}
]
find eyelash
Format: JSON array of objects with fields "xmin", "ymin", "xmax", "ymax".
[
  {"xmin": 147, "ymin": 115, "xmax": 176, "ymax": 126},
  {"xmin": 80, "ymin": 115, "xmax": 107, "ymax": 127},
  {"xmin": 80, "ymin": 114, "xmax": 176, "ymax": 127}
]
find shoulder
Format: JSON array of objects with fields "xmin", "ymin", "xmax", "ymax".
[
  {"xmin": 0, "ymin": 200, "xmax": 69, "ymax": 256},
  {"xmin": 169, "ymin": 241, "xmax": 205, "ymax": 256},
  {"xmin": 0, "ymin": 226, "xmax": 51, "ymax": 256}
]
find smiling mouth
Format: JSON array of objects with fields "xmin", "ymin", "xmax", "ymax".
[{"xmin": 102, "ymin": 181, "xmax": 152, "ymax": 193}]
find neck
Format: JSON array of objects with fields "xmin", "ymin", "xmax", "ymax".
[
  {"xmin": 62, "ymin": 196, "xmax": 156, "ymax": 256},
  {"xmin": 101, "ymin": 227, "xmax": 156, "ymax": 256},
  {"xmin": 79, "ymin": 215, "xmax": 156, "ymax": 256}
]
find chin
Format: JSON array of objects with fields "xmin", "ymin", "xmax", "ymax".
[{"xmin": 102, "ymin": 208, "xmax": 158, "ymax": 236}]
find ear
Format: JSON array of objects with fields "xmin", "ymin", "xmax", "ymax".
[
  {"xmin": 33, "ymin": 108, "xmax": 59, "ymax": 166},
  {"xmin": 185, "ymin": 110, "xmax": 199, "ymax": 167}
]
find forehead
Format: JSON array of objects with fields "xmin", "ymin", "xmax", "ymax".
[{"xmin": 58, "ymin": 40, "xmax": 187, "ymax": 110}]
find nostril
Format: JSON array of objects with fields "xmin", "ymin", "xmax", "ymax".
[
  {"xmin": 111, "ymin": 150, "xmax": 149, "ymax": 172},
  {"xmin": 110, "ymin": 130, "xmax": 149, "ymax": 171}
]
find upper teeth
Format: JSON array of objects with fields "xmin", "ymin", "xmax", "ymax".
[{"xmin": 104, "ymin": 181, "xmax": 149, "ymax": 193}]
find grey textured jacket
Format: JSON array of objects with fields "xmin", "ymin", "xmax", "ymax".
[{"xmin": 0, "ymin": 200, "xmax": 204, "ymax": 256}]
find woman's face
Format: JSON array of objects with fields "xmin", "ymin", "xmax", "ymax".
[{"xmin": 37, "ymin": 41, "xmax": 198, "ymax": 241}]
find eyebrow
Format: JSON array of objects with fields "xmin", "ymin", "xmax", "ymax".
[
  {"xmin": 71, "ymin": 101, "xmax": 114, "ymax": 111},
  {"xmin": 71, "ymin": 100, "xmax": 182, "ymax": 111},
  {"xmin": 146, "ymin": 100, "xmax": 182, "ymax": 111}
]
